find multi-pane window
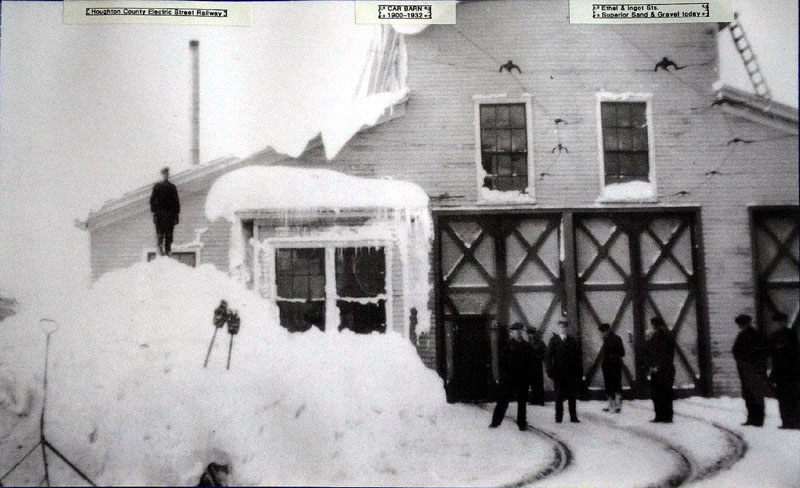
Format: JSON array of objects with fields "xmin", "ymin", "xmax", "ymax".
[
  {"xmin": 480, "ymin": 103, "xmax": 528, "ymax": 192},
  {"xmin": 336, "ymin": 247, "xmax": 387, "ymax": 334},
  {"xmin": 276, "ymin": 248, "xmax": 326, "ymax": 332},
  {"xmin": 274, "ymin": 246, "xmax": 387, "ymax": 334},
  {"xmin": 601, "ymin": 102, "xmax": 650, "ymax": 185}
]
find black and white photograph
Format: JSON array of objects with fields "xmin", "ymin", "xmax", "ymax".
[{"xmin": 0, "ymin": 0, "xmax": 798, "ymax": 486}]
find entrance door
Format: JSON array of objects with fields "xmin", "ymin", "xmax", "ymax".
[
  {"xmin": 448, "ymin": 314, "xmax": 493, "ymax": 402},
  {"xmin": 435, "ymin": 209, "xmax": 710, "ymax": 402},
  {"xmin": 751, "ymin": 206, "xmax": 800, "ymax": 335},
  {"xmin": 575, "ymin": 211, "xmax": 708, "ymax": 398}
]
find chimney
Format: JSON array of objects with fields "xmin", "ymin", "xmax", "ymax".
[{"xmin": 190, "ymin": 40, "xmax": 200, "ymax": 166}]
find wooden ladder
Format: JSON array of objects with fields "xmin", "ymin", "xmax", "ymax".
[{"xmin": 728, "ymin": 13, "xmax": 772, "ymax": 100}]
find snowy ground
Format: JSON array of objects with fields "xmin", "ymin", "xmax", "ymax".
[{"xmin": 2, "ymin": 259, "xmax": 798, "ymax": 487}]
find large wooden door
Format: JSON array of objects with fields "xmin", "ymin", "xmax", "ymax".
[
  {"xmin": 751, "ymin": 206, "xmax": 800, "ymax": 335},
  {"xmin": 435, "ymin": 209, "xmax": 710, "ymax": 402},
  {"xmin": 437, "ymin": 213, "xmax": 562, "ymax": 401},
  {"xmin": 575, "ymin": 211, "xmax": 709, "ymax": 398}
]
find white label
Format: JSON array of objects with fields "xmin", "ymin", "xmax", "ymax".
[
  {"xmin": 355, "ymin": 0, "xmax": 456, "ymax": 25},
  {"xmin": 64, "ymin": 1, "xmax": 251, "ymax": 25},
  {"xmin": 570, "ymin": 0, "xmax": 733, "ymax": 24}
]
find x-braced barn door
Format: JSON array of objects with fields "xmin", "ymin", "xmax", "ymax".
[
  {"xmin": 575, "ymin": 211, "xmax": 710, "ymax": 398},
  {"xmin": 437, "ymin": 214, "xmax": 563, "ymax": 402},
  {"xmin": 750, "ymin": 206, "xmax": 800, "ymax": 335}
]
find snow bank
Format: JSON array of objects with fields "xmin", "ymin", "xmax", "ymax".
[
  {"xmin": 597, "ymin": 181, "xmax": 656, "ymax": 202},
  {"xmin": 1, "ymin": 259, "xmax": 549, "ymax": 486}
]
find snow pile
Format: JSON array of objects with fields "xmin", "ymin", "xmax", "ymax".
[
  {"xmin": 597, "ymin": 181, "xmax": 657, "ymax": 202},
  {"xmin": 1, "ymin": 259, "xmax": 549, "ymax": 486}
]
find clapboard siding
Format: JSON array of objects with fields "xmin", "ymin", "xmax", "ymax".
[{"xmin": 87, "ymin": 0, "xmax": 798, "ymax": 394}]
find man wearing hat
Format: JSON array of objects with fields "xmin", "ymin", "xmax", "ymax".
[
  {"xmin": 525, "ymin": 325, "xmax": 547, "ymax": 406},
  {"xmin": 546, "ymin": 318, "xmax": 582, "ymax": 423},
  {"xmin": 149, "ymin": 167, "xmax": 181, "ymax": 256},
  {"xmin": 645, "ymin": 317, "xmax": 675, "ymax": 423},
  {"xmin": 490, "ymin": 322, "xmax": 533, "ymax": 430},
  {"xmin": 768, "ymin": 312, "xmax": 800, "ymax": 429},
  {"xmin": 732, "ymin": 314, "xmax": 770, "ymax": 427}
]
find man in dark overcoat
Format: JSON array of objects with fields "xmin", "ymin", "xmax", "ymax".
[
  {"xmin": 490, "ymin": 323, "xmax": 533, "ymax": 430},
  {"xmin": 769, "ymin": 312, "xmax": 800, "ymax": 430},
  {"xmin": 599, "ymin": 322, "xmax": 625, "ymax": 413},
  {"xmin": 525, "ymin": 325, "xmax": 547, "ymax": 406},
  {"xmin": 546, "ymin": 318, "xmax": 582, "ymax": 423},
  {"xmin": 149, "ymin": 167, "xmax": 181, "ymax": 256},
  {"xmin": 646, "ymin": 317, "xmax": 675, "ymax": 423},
  {"xmin": 732, "ymin": 314, "xmax": 770, "ymax": 427}
]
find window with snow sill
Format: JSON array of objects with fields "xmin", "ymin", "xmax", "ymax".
[
  {"xmin": 477, "ymin": 101, "xmax": 535, "ymax": 203},
  {"xmin": 275, "ymin": 246, "xmax": 387, "ymax": 334},
  {"xmin": 597, "ymin": 98, "xmax": 657, "ymax": 203}
]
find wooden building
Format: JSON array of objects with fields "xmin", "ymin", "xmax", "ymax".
[{"xmin": 81, "ymin": 1, "xmax": 798, "ymax": 400}]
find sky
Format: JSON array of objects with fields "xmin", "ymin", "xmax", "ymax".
[{"xmin": 0, "ymin": 0, "xmax": 797, "ymax": 304}]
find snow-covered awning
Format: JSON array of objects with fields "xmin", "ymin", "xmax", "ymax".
[{"xmin": 205, "ymin": 166, "xmax": 429, "ymax": 223}]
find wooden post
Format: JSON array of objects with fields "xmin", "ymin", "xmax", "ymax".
[{"xmin": 562, "ymin": 212, "xmax": 579, "ymax": 337}]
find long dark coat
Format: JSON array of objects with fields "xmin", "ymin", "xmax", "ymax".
[
  {"xmin": 528, "ymin": 336, "xmax": 547, "ymax": 403},
  {"xmin": 601, "ymin": 332, "xmax": 625, "ymax": 394},
  {"xmin": 645, "ymin": 328, "xmax": 675, "ymax": 376},
  {"xmin": 769, "ymin": 326, "xmax": 800, "ymax": 384},
  {"xmin": 546, "ymin": 334, "xmax": 583, "ymax": 391},
  {"xmin": 500, "ymin": 338, "xmax": 534, "ymax": 386},
  {"xmin": 150, "ymin": 180, "xmax": 180, "ymax": 217},
  {"xmin": 732, "ymin": 326, "xmax": 771, "ymax": 397}
]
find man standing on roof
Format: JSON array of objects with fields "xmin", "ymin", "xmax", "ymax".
[{"xmin": 149, "ymin": 167, "xmax": 180, "ymax": 256}]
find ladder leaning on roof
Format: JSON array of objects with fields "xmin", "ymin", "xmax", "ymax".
[{"xmin": 726, "ymin": 12, "xmax": 772, "ymax": 100}]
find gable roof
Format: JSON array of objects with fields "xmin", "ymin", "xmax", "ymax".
[
  {"xmin": 713, "ymin": 84, "xmax": 799, "ymax": 135},
  {"xmin": 79, "ymin": 97, "xmax": 408, "ymax": 232}
]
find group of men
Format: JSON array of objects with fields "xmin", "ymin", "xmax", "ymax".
[
  {"xmin": 733, "ymin": 312, "xmax": 800, "ymax": 430},
  {"xmin": 490, "ymin": 318, "xmax": 589, "ymax": 429},
  {"xmin": 490, "ymin": 311, "xmax": 799, "ymax": 430}
]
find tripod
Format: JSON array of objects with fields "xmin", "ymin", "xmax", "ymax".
[{"xmin": 0, "ymin": 319, "xmax": 96, "ymax": 487}]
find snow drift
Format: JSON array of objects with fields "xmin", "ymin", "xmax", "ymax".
[{"xmin": 1, "ymin": 259, "xmax": 549, "ymax": 486}]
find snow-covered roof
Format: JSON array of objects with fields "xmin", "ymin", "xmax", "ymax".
[
  {"xmin": 206, "ymin": 166, "xmax": 429, "ymax": 223},
  {"xmin": 713, "ymin": 84, "xmax": 799, "ymax": 135},
  {"xmin": 80, "ymin": 98, "xmax": 409, "ymax": 232}
]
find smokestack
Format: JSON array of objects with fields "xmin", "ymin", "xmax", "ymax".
[{"xmin": 190, "ymin": 40, "xmax": 200, "ymax": 166}]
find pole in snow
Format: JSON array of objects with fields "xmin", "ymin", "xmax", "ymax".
[
  {"xmin": 226, "ymin": 311, "xmax": 240, "ymax": 371},
  {"xmin": 204, "ymin": 300, "xmax": 228, "ymax": 368}
]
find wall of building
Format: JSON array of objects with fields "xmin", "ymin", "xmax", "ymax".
[{"xmin": 88, "ymin": 0, "xmax": 798, "ymax": 394}]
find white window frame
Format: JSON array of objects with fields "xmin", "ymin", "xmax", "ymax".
[
  {"xmin": 266, "ymin": 237, "xmax": 394, "ymax": 334},
  {"xmin": 595, "ymin": 92, "xmax": 658, "ymax": 203},
  {"xmin": 473, "ymin": 93, "xmax": 536, "ymax": 203}
]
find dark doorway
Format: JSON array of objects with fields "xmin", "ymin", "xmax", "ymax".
[{"xmin": 448, "ymin": 314, "xmax": 493, "ymax": 402}]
